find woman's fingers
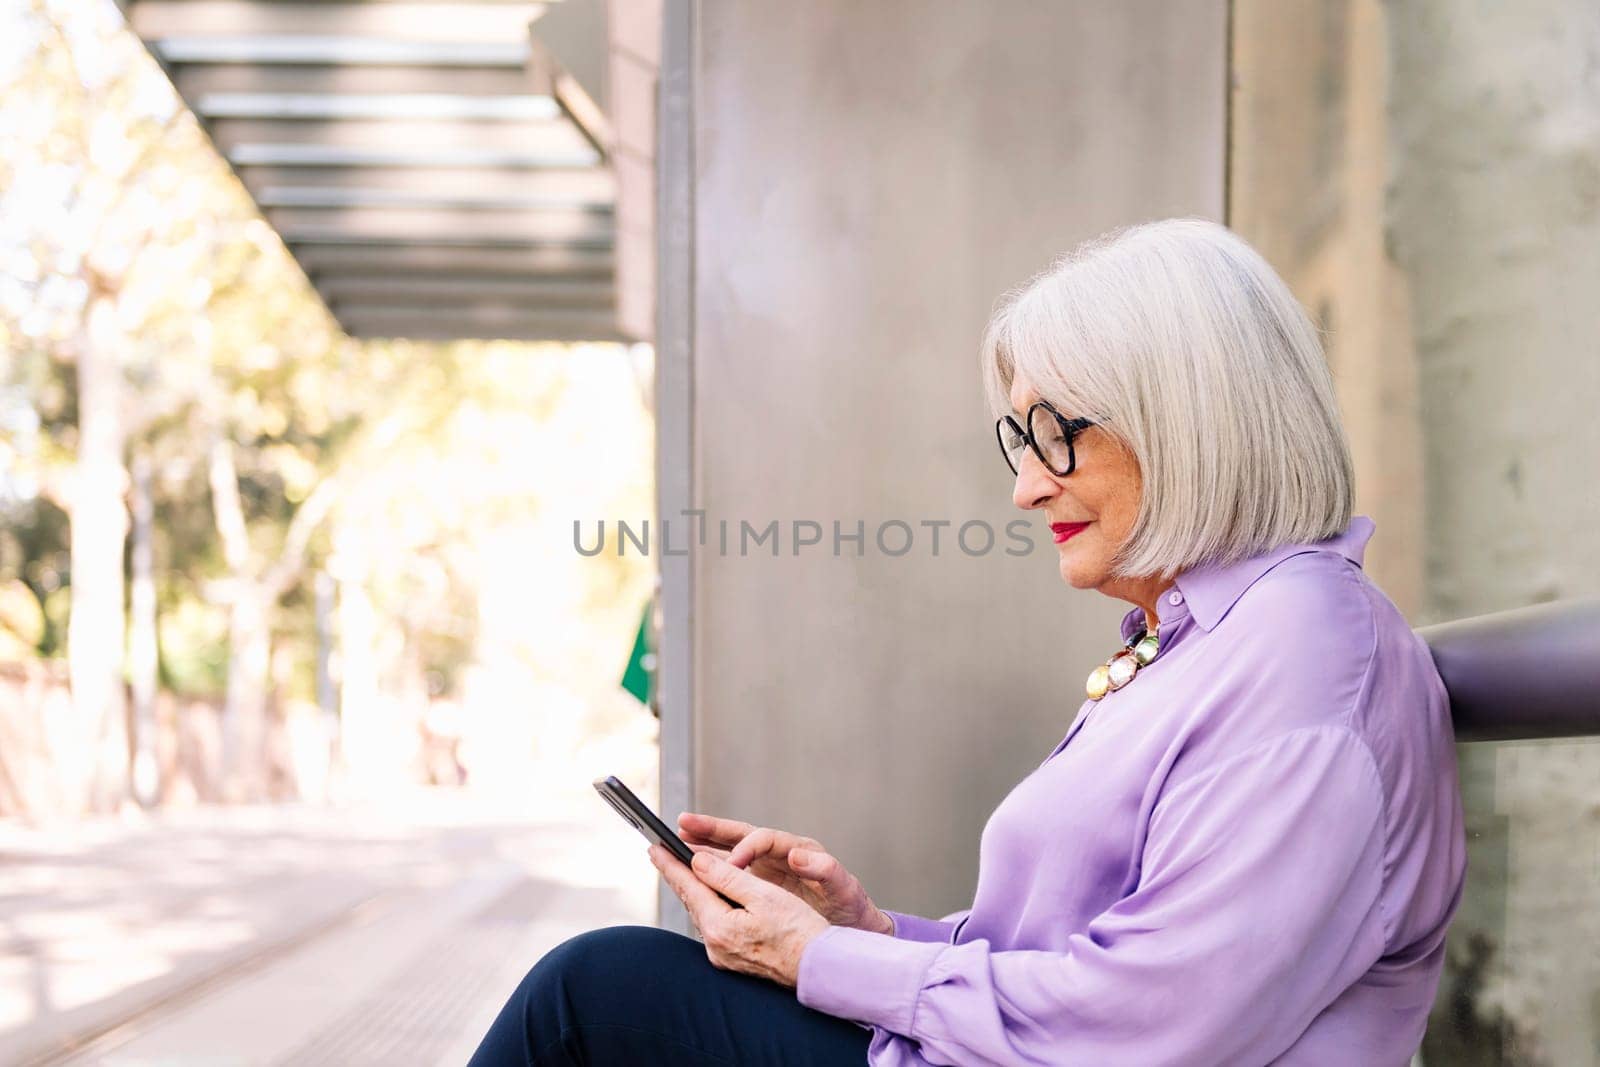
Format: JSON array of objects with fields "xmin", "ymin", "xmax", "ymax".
[
  {"xmin": 732, "ymin": 831, "xmax": 793, "ymax": 870},
  {"xmin": 649, "ymin": 844, "xmax": 733, "ymax": 929},
  {"xmin": 727, "ymin": 827, "xmax": 774, "ymax": 868},
  {"xmin": 677, "ymin": 811, "xmax": 757, "ymax": 848},
  {"xmin": 650, "ymin": 845, "xmax": 828, "ymax": 988},
  {"xmin": 686, "ymin": 842, "xmax": 732, "ymax": 860},
  {"xmin": 728, "ymin": 827, "xmax": 822, "ymax": 869},
  {"xmin": 680, "ymin": 816, "xmax": 831, "ymax": 887},
  {"xmin": 789, "ymin": 847, "xmax": 850, "ymax": 892},
  {"xmin": 684, "ymin": 851, "xmax": 774, "ymax": 908}
]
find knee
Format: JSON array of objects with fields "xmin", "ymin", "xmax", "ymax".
[
  {"xmin": 476, "ymin": 927, "xmax": 688, "ymax": 1066},
  {"xmin": 517, "ymin": 925, "xmax": 668, "ymax": 1011},
  {"xmin": 529, "ymin": 925, "xmax": 653, "ymax": 977}
]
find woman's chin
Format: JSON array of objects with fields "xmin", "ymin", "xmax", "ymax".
[{"xmin": 1056, "ymin": 552, "xmax": 1099, "ymax": 590}]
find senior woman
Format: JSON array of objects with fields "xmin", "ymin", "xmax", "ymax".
[{"xmin": 468, "ymin": 217, "xmax": 1468, "ymax": 1066}]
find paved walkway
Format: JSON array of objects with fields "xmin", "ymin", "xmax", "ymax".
[{"xmin": 0, "ymin": 787, "xmax": 656, "ymax": 1066}]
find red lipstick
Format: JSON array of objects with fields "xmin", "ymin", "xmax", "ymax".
[{"xmin": 1050, "ymin": 522, "xmax": 1090, "ymax": 544}]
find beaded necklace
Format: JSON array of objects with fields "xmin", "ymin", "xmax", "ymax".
[{"xmin": 1085, "ymin": 625, "xmax": 1160, "ymax": 701}]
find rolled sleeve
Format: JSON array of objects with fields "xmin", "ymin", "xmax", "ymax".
[{"xmin": 795, "ymin": 925, "xmax": 946, "ymax": 1032}]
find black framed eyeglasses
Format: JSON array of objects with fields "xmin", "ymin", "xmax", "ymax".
[{"xmin": 995, "ymin": 401, "xmax": 1096, "ymax": 477}]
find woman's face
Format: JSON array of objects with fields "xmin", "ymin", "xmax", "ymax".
[{"xmin": 1008, "ymin": 373, "xmax": 1145, "ymax": 598}]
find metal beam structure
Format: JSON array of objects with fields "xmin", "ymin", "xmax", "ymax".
[{"xmin": 124, "ymin": 0, "xmax": 624, "ymax": 342}]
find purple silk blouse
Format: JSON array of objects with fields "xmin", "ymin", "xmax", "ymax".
[{"xmin": 796, "ymin": 515, "xmax": 1467, "ymax": 1065}]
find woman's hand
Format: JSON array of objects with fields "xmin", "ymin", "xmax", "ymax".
[
  {"xmin": 649, "ymin": 844, "xmax": 830, "ymax": 988},
  {"xmin": 677, "ymin": 813, "xmax": 894, "ymax": 936}
]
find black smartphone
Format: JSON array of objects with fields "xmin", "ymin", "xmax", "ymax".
[{"xmin": 592, "ymin": 775, "xmax": 742, "ymax": 908}]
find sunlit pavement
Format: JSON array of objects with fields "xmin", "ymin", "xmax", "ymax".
[{"xmin": 0, "ymin": 785, "xmax": 657, "ymax": 1066}]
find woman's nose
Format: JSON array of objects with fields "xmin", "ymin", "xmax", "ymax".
[{"xmin": 1012, "ymin": 451, "xmax": 1060, "ymax": 510}]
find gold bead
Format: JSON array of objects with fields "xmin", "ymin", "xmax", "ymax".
[{"xmin": 1086, "ymin": 664, "xmax": 1111, "ymax": 700}]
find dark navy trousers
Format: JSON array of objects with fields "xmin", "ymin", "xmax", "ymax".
[{"xmin": 466, "ymin": 925, "xmax": 872, "ymax": 1066}]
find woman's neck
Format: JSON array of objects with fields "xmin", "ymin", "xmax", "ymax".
[{"xmin": 1098, "ymin": 573, "xmax": 1175, "ymax": 633}]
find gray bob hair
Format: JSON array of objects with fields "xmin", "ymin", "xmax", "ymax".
[{"xmin": 980, "ymin": 216, "xmax": 1354, "ymax": 582}]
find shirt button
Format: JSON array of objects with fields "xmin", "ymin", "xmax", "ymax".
[{"xmin": 1167, "ymin": 591, "xmax": 1184, "ymax": 605}]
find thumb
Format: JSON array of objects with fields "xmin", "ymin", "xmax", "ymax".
[
  {"xmin": 692, "ymin": 850, "xmax": 767, "ymax": 902},
  {"xmin": 790, "ymin": 848, "xmax": 843, "ymax": 886}
]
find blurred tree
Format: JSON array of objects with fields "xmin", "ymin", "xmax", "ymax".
[
  {"xmin": 0, "ymin": 0, "xmax": 191, "ymax": 811},
  {"xmin": 0, "ymin": 0, "xmax": 343, "ymax": 808},
  {"xmin": 0, "ymin": 1, "xmax": 656, "ymax": 816}
]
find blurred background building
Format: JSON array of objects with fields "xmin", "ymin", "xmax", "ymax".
[{"xmin": 0, "ymin": 0, "xmax": 1595, "ymax": 1063}]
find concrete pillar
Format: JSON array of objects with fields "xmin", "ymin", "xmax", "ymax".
[{"xmin": 658, "ymin": 0, "xmax": 1227, "ymax": 927}]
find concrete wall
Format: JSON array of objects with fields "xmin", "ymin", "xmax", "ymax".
[
  {"xmin": 658, "ymin": 0, "xmax": 1227, "ymax": 927},
  {"xmin": 1230, "ymin": 0, "xmax": 1426, "ymax": 619},
  {"xmin": 1234, "ymin": 2, "xmax": 1600, "ymax": 1060},
  {"xmin": 1388, "ymin": 4, "xmax": 1600, "ymax": 1064}
]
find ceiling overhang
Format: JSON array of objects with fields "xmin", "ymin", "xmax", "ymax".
[{"xmin": 123, "ymin": 1, "xmax": 630, "ymax": 343}]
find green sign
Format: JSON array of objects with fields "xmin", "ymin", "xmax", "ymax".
[{"xmin": 621, "ymin": 598, "xmax": 655, "ymax": 706}]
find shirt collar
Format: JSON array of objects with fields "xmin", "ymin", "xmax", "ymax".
[
  {"xmin": 1174, "ymin": 514, "xmax": 1376, "ymax": 632},
  {"xmin": 1121, "ymin": 514, "xmax": 1376, "ymax": 639}
]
